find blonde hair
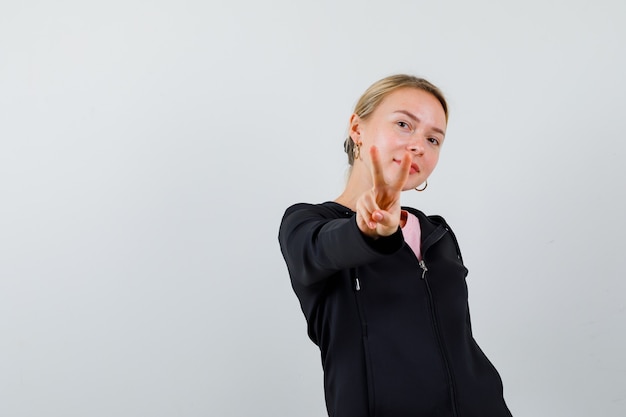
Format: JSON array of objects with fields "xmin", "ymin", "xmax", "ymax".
[{"xmin": 344, "ymin": 74, "xmax": 448, "ymax": 165}]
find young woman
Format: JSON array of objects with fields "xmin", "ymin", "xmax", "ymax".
[{"xmin": 278, "ymin": 74, "xmax": 512, "ymax": 417}]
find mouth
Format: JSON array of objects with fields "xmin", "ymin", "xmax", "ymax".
[{"xmin": 393, "ymin": 159, "xmax": 420, "ymax": 175}]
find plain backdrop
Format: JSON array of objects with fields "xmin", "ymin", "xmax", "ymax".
[{"xmin": 1, "ymin": 1, "xmax": 625, "ymax": 416}]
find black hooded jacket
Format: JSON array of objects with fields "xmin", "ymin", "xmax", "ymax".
[{"xmin": 278, "ymin": 201, "xmax": 512, "ymax": 417}]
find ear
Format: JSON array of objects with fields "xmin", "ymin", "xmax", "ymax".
[{"xmin": 349, "ymin": 113, "xmax": 362, "ymax": 143}]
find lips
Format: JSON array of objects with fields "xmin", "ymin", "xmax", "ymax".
[{"xmin": 393, "ymin": 159, "xmax": 420, "ymax": 174}]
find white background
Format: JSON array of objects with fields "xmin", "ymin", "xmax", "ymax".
[{"xmin": 1, "ymin": 1, "xmax": 625, "ymax": 416}]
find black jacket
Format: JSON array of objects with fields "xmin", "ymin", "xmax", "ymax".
[{"xmin": 279, "ymin": 202, "xmax": 512, "ymax": 417}]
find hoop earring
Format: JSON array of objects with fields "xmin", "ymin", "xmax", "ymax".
[
  {"xmin": 353, "ymin": 142, "xmax": 361, "ymax": 161},
  {"xmin": 415, "ymin": 180, "xmax": 428, "ymax": 192}
]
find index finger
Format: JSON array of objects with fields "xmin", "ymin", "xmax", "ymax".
[{"xmin": 369, "ymin": 145, "xmax": 386, "ymax": 187}]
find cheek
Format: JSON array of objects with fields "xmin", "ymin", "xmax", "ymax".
[
  {"xmin": 369, "ymin": 128, "xmax": 402, "ymax": 146},
  {"xmin": 426, "ymin": 153, "xmax": 440, "ymax": 172}
]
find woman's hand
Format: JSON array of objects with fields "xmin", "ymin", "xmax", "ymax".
[{"xmin": 356, "ymin": 146, "xmax": 411, "ymax": 239}]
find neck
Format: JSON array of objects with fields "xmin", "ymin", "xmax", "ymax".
[{"xmin": 334, "ymin": 164, "xmax": 373, "ymax": 211}]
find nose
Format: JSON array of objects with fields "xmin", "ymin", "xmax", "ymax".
[{"xmin": 407, "ymin": 138, "xmax": 425, "ymax": 155}]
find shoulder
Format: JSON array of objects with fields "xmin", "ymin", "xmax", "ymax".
[{"xmin": 283, "ymin": 201, "xmax": 352, "ymax": 220}]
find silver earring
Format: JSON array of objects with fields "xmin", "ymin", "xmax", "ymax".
[{"xmin": 415, "ymin": 180, "xmax": 428, "ymax": 192}]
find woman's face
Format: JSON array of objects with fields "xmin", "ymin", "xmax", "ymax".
[{"xmin": 350, "ymin": 87, "xmax": 447, "ymax": 191}]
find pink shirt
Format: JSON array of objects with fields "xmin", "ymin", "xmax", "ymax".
[{"xmin": 401, "ymin": 210, "xmax": 422, "ymax": 261}]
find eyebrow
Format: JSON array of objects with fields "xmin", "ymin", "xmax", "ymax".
[{"xmin": 394, "ymin": 110, "xmax": 446, "ymax": 136}]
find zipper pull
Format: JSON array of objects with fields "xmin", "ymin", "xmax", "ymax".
[
  {"xmin": 355, "ymin": 277, "xmax": 361, "ymax": 291},
  {"xmin": 418, "ymin": 259, "xmax": 428, "ymax": 279}
]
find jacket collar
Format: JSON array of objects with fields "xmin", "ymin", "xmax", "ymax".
[{"xmin": 402, "ymin": 206, "xmax": 448, "ymax": 256}]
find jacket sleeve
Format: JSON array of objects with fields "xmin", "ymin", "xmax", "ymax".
[{"xmin": 278, "ymin": 203, "xmax": 405, "ymax": 287}]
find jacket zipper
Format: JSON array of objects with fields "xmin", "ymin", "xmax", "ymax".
[{"xmin": 419, "ymin": 259, "xmax": 460, "ymax": 417}]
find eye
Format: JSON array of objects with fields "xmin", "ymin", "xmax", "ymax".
[
  {"xmin": 396, "ymin": 121, "xmax": 410, "ymax": 129},
  {"xmin": 428, "ymin": 137, "xmax": 440, "ymax": 146}
]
